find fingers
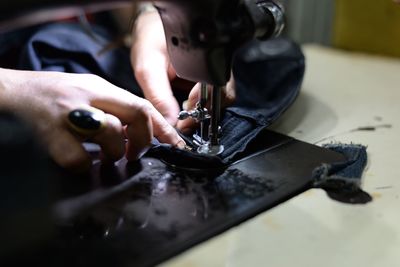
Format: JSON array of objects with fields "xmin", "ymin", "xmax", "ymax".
[
  {"xmin": 50, "ymin": 113, "xmax": 126, "ymax": 171},
  {"xmin": 225, "ymin": 77, "xmax": 237, "ymax": 107},
  {"xmin": 47, "ymin": 129, "xmax": 91, "ymax": 172},
  {"xmin": 90, "ymin": 83, "xmax": 185, "ymax": 160},
  {"xmin": 121, "ymin": 101, "xmax": 185, "ymax": 161},
  {"xmin": 4, "ymin": 69, "xmax": 183, "ymax": 174},
  {"xmin": 134, "ymin": 63, "xmax": 180, "ymax": 126},
  {"xmin": 131, "ymin": 10, "xmax": 180, "ymax": 126},
  {"xmin": 91, "ymin": 113, "xmax": 125, "ymax": 162},
  {"xmin": 147, "ymin": 102, "xmax": 186, "ymax": 147},
  {"xmin": 65, "ymin": 105, "xmax": 126, "ymax": 163},
  {"xmin": 124, "ymin": 104, "xmax": 153, "ymax": 161}
]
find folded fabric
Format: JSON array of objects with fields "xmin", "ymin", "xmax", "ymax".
[{"xmin": 312, "ymin": 144, "xmax": 372, "ymax": 204}]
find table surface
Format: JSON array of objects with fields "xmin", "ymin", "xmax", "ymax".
[{"xmin": 160, "ymin": 45, "xmax": 400, "ymax": 267}]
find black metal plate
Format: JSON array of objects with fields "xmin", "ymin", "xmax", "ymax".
[{"xmin": 29, "ymin": 130, "xmax": 345, "ymax": 267}]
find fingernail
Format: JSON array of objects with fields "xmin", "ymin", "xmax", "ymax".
[
  {"xmin": 182, "ymin": 100, "xmax": 189, "ymax": 110},
  {"xmin": 176, "ymin": 140, "xmax": 186, "ymax": 149}
]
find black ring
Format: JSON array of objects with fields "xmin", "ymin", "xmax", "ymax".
[{"xmin": 67, "ymin": 108, "xmax": 106, "ymax": 136}]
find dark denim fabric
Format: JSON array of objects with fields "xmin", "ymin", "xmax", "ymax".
[
  {"xmin": 0, "ymin": 26, "xmax": 40, "ymax": 68},
  {"xmin": 313, "ymin": 144, "xmax": 368, "ymax": 183},
  {"xmin": 0, "ymin": 23, "xmax": 141, "ymax": 96},
  {"xmin": 1, "ymin": 22, "xmax": 305, "ymax": 166}
]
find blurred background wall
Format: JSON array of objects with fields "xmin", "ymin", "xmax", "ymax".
[{"xmin": 283, "ymin": 0, "xmax": 400, "ymax": 57}]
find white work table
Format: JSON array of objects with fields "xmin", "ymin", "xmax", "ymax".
[{"xmin": 161, "ymin": 45, "xmax": 400, "ymax": 267}]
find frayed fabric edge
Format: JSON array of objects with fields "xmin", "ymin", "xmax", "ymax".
[{"xmin": 312, "ymin": 143, "xmax": 372, "ymax": 204}]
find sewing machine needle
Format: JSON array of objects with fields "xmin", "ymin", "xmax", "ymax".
[{"xmin": 199, "ymin": 83, "xmax": 208, "ymax": 143}]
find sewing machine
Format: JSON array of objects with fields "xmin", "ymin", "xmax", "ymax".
[{"xmin": 0, "ymin": 0, "xmax": 284, "ymax": 155}]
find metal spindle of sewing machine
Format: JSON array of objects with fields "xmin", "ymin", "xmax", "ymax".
[
  {"xmin": 198, "ymin": 83, "xmax": 208, "ymax": 145},
  {"xmin": 178, "ymin": 83, "xmax": 225, "ymax": 156},
  {"xmin": 196, "ymin": 84, "xmax": 224, "ymax": 155}
]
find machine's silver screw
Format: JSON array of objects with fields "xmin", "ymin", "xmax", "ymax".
[
  {"xmin": 178, "ymin": 110, "xmax": 197, "ymax": 120},
  {"xmin": 178, "ymin": 108, "xmax": 210, "ymax": 122}
]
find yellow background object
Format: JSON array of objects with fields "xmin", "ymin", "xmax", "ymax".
[{"xmin": 334, "ymin": 0, "xmax": 400, "ymax": 57}]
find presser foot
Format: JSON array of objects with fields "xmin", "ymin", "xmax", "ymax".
[
  {"xmin": 178, "ymin": 83, "xmax": 224, "ymax": 156},
  {"xmin": 192, "ymin": 133, "xmax": 224, "ymax": 156},
  {"xmin": 197, "ymin": 143, "xmax": 224, "ymax": 156}
]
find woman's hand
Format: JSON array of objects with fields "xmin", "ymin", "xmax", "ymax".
[
  {"xmin": 0, "ymin": 68, "xmax": 185, "ymax": 171},
  {"xmin": 131, "ymin": 10, "xmax": 180, "ymax": 126}
]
